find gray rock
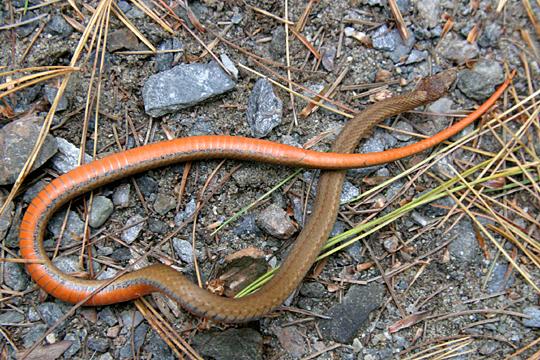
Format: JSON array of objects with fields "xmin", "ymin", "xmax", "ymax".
[
  {"xmin": 457, "ymin": 60, "xmax": 505, "ymax": 101},
  {"xmin": 120, "ymin": 310, "xmax": 144, "ymax": 333},
  {"xmin": 192, "ymin": 328, "xmax": 263, "ymax": 360},
  {"xmin": 322, "ymin": 46, "xmax": 337, "ymax": 71},
  {"xmin": 416, "ymin": 0, "xmax": 440, "ymax": 29},
  {"xmin": 117, "ymin": 0, "xmax": 131, "ymax": 12},
  {"xmin": 172, "ymin": 238, "xmax": 194, "ymax": 264},
  {"xmin": 320, "ymin": 283, "xmax": 385, "ymax": 343},
  {"xmin": 422, "ymin": 97, "xmax": 454, "ymax": 135},
  {"xmin": 234, "ymin": 214, "xmax": 261, "ymax": 236},
  {"xmin": 153, "ymin": 193, "xmax": 176, "ymax": 215},
  {"xmin": 0, "ymin": 116, "xmax": 58, "ymax": 185},
  {"xmin": 148, "ymin": 218, "xmax": 168, "ymax": 234},
  {"xmin": 97, "ymin": 353, "xmax": 114, "ymax": 360},
  {"xmin": 156, "ymin": 38, "xmax": 182, "ymax": 72},
  {"xmin": 447, "ymin": 217, "xmax": 480, "ymax": 262},
  {"xmin": 107, "ymin": 28, "xmax": 139, "ymax": 52},
  {"xmin": 273, "ymin": 326, "xmax": 307, "ymax": 358},
  {"xmin": 136, "ymin": 175, "xmax": 157, "ymax": 198},
  {"xmin": 119, "ymin": 323, "xmax": 149, "ymax": 359},
  {"xmin": 112, "ymin": 247, "xmax": 131, "ymax": 261},
  {"xmin": 246, "ymin": 78, "xmax": 283, "ymax": 138},
  {"xmin": 37, "ymin": 302, "xmax": 65, "ymax": 328},
  {"xmin": 88, "ymin": 336, "xmax": 110, "ymax": 352},
  {"xmin": 22, "ymin": 179, "xmax": 47, "ymax": 203},
  {"xmin": 96, "ymin": 267, "xmax": 118, "ymax": 280},
  {"xmin": 143, "ymin": 330, "xmax": 174, "ymax": 359},
  {"xmin": 64, "ymin": 329, "xmax": 85, "ymax": 358},
  {"xmin": 0, "ymin": 310, "xmax": 24, "ymax": 324},
  {"xmin": 220, "ymin": 53, "xmax": 238, "ymax": 80},
  {"xmin": 174, "ymin": 198, "xmax": 196, "ymax": 224},
  {"xmin": 125, "ymin": 5, "xmax": 145, "ymax": 19},
  {"xmin": 98, "ymin": 308, "xmax": 118, "ymax": 326},
  {"xmin": 437, "ymin": 33, "xmax": 479, "ymax": 63},
  {"xmin": 3, "ymin": 259, "xmax": 28, "ymax": 291},
  {"xmin": 372, "ymin": 25, "xmax": 416, "ymax": 63},
  {"xmin": 300, "ymin": 282, "xmax": 326, "ymax": 298},
  {"xmin": 44, "ymin": 84, "xmax": 69, "ymax": 111},
  {"xmin": 523, "ymin": 306, "xmax": 540, "ymax": 328},
  {"xmin": 113, "ymin": 183, "xmax": 131, "ymax": 207},
  {"xmin": 51, "ymin": 137, "xmax": 92, "ymax": 174},
  {"xmin": 89, "ymin": 196, "xmax": 114, "ymax": 228},
  {"xmin": 393, "ymin": 121, "xmax": 413, "ymax": 141},
  {"xmin": 52, "ymin": 256, "xmax": 79, "ymax": 274},
  {"xmin": 143, "ymin": 62, "xmax": 236, "ymax": 117},
  {"xmin": 479, "ymin": 341, "xmax": 498, "ymax": 355},
  {"xmin": 47, "ymin": 210, "xmax": 84, "ymax": 247},
  {"xmin": 478, "ymin": 23, "xmax": 502, "ymax": 48},
  {"xmin": 487, "ymin": 262, "xmax": 514, "ymax": 293},
  {"xmin": 340, "ymin": 181, "xmax": 360, "ymax": 203},
  {"xmin": 23, "ymin": 323, "xmax": 48, "ymax": 348},
  {"xmin": 346, "ymin": 241, "xmax": 363, "ymax": 263},
  {"xmin": 256, "ymin": 204, "xmax": 296, "ymax": 240},
  {"xmin": 121, "ymin": 214, "xmax": 146, "ymax": 244},
  {"xmin": 269, "ymin": 27, "xmax": 286, "ymax": 60},
  {"xmin": 405, "ymin": 49, "xmax": 428, "ymax": 65},
  {"xmin": 0, "ymin": 191, "xmax": 13, "ymax": 241},
  {"xmin": 16, "ymin": 10, "xmax": 39, "ymax": 37},
  {"xmin": 46, "ymin": 15, "xmax": 73, "ymax": 37}
]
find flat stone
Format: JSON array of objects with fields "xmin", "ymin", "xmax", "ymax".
[
  {"xmin": 44, "ymin": 84, "xmax": 69, "ymax": 111},
  {"xmin": 153, "ymin": 193, "xmax": 176, "ymax": 215},
  {"xmin": 143, "ymin": 62, "xmax": 236, "ymax": 117},
  {"xmin": 121, "ymin": 214, "xmax": 145, "ymax": 244},
  {"xmin": 416, "ymin": 0, "xmax": 440, "ymax": 29},
  {"xmin": 372, "ymin": 25, "xmax": 416, "ymax": 63},
  {"xmin": 0, "ymin": 310, "xmax": 24, "ymax": 324},
  {"xmin": 37, "ymin": 302, "xmax": 66, "ymax": 328},
  {"xmin": 172, "ymin": 238, "xmax": 194, "ymax": 264},
  {"xmin": 119, "ymin": 323, "xmax": 149, "ymax": 359},
  {"xmin": 22, "ymin": 324, "xmax": 48, "ymax": 348},
  {"xmin": 192, "ymin": 328, "xmax": 263, "ymax": 360},
  {"xmin": 113, "ymin": 183, "xmax": 131, "ymax": 208},
  {"xmin": 446, "ymin": 217, "xmax": 480, "ymax": 262},
  {"xmin": 246, "ymin": 78, "xmax": 283, "ymax": 138},
  {"xmin": 46, "ymin": 15, "xmax": 73, "ymax": 37},
  {"xmin": 51, "ymin": 137, "xmax": 91, "ymax": 174},
  {"xmin": 107, "ymin": 28, "xmax": 139, "ymax": 52},
  {"xmin": 256, "ymin": 204, "xmax": 296, "ymax": 240},
  {"xmin": 47, "ymin": 210, "xmax": 84, "ymax": 247},
  {"xmin": 156, "ymin": 38, "xmax": 182, "ymax": 72},
  {"xmin": 457, "ymin": 60, "xmax": 505, "ymax": 101},
  {"xmin": 320, "ymin": 283, "xmax": 385, "ymax": 343},
  {"xmin": 0, "ymin": 115, "xmax": 57, "ymax": 185},
  {"xmin": 3, "ymin": 258, "xmax": 28, "ymax": 291},
  {"xmin": 89, "ymin": 196, "xmax": 114, "ymax": 228},
  {"xmin": 437, "ymin": 33, "xmax": 479, "ymax": 63},
  {"xmin": 523, "ymin": 306, "xmax": 540, "ymax": 328},
  {"xmin": 273, "ymin": 326, "xmax": 307, "ymax": 358},
  {"xmin": 87, "ymin": 336, "xmax": 110, "ymax": 352}
]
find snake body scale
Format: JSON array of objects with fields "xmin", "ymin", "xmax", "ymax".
[{"xmin": 19, "ymin": 69, "xmax": 510, "ymax": 322}]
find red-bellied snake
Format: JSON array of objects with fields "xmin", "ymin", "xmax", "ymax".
[{"xmin": 19, "ymin": 70, "xmax": 510, "ymax": 322}]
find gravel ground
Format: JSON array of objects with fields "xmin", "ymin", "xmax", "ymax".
[{"xmin": 0, "ymin": 0, "xmax": 539, "ymax": 359}]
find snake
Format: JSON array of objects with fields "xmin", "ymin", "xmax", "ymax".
[{"xmin": 19, "ymin": 69, "xmax": 509, "ymax": 322}]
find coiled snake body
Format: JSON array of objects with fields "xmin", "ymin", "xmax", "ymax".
[{"xmin": 19, "ymin": 70, "xmax": 508, "ymax": 322}]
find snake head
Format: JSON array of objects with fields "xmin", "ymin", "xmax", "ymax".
[{"xmin": 415, "ymin": 68, "xmax": 458, "ymax": 101}]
